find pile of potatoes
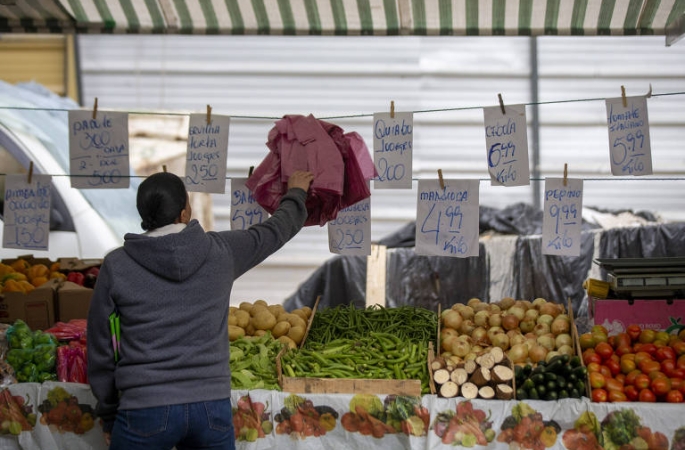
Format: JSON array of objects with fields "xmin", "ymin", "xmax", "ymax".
[{"xmin": 228, "ymin": 299, "xmax": 313, "ymax": 349}]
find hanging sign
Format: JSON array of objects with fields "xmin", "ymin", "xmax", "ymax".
[
  {"xmin": 605, "ymin": 96, "xmax": 653, "ymax": 176},
  {"xmin": 542, "ymin": 178, "xmax": 583, "ymax": 256},
  {"xmin": 483, "ymin": 104, "xmax": 530, "ymax": 186},
  {"xmin": 68, "ymin": 110, "xmax": 130, "ymax": 189},
  {"xmin": 328, "ymin": 197, "xmax": 371, "ymax": 256},
  {"xmin": 415, "ymin": 179, "xmax": 479, "ymax": 258},
  {"xmin": 373, "ymin": 111, "xmax": 413, "ymax": 189},
  {"xmin": 3, "ymin": 174, "xmax": 52, "ymax": 251},
  {"xmin": 229, "ymin": 178, "xmax": 268, "ymax": 230},
  {"xmin": 184, "ymin": 113, "xmax": 229, "ymax": 193}
]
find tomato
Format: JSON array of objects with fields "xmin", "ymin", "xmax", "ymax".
[
  {"xmin": 599, "ymin": 365, "xmax": 613, "ymax": 379},
  {"xmin": 605, "ymin": 359, "xmax": 621, "ymax": 377},
  {"xmin": 615, "ymin": 345, "xmax": 634, "ymax": 357},
  {"xmin": 626, "ymin": 324, "xmax": 642, "ymax": 342},
  {"xmin": 620, "ymin": 358, "xmax": 637, "ymax": 374},
  {"xmin": 639, "ymin": 343, "xmax": 657, "ymax": 356},
  {"xmin": 655, "ymin": 346, "xmax": 676, "ymax": 362},
  {"xmin": 624, "ymin": 385, "xmax": 639, "ymax": 401},
  {"xmin": 639, "ymin": 329, "xmax": 657, "ymax": 344},
  {"xmin": 592, "ymin": 332, "xmax": 608, "ymax": 345},
  {"xmin": 671, "ymin": 377, "xmax": 684, "ymax": 391},
  {"xmin": 648, "ymin": 370, "xmax": 668, "ymax": 381},
  {"xmin": 671, "ymin": 340, "xmax": 685, "ymax": 356},
  {"xmin": 614, "ymin": 332, "xmax": 632, "ymax": 349},
  {"xmin": 615, "ymin": 373, "xmax": 626, "ymax": 384},
  {"xmin": 678, "ymin": 354, "xmax": 685, "ymax": 370},
  {"xmin": 583, "ymin": 349, "xmax": 602, "ymax": 366},
  {"xmin": 651, "ymin": 377, "xmax": 672, "ymax": 396},
  {"xmin": 608, "ymin": 390, "xmax": 628, "ymax": 402},
  {"xmin": 591, "ymin": 388, "xmax": 608, "ymax": 402},
  {"xmin": 666, "ymin": 389, "xmax": 684, "ymax": 403},
  {"xmin": 639, "ymin": 360, "xmax": 661, "ymax": 374},
  {"xmin": 589, "ymin": 371, "xmax": 606, "ymax": 389},
  {"xmin": 634, "ymin": 373, "xmax": 651, "ymax": 390},
  {"xmin": 638, "ymin": 388, "xmax": 656, "ymax": 402},
  {"xmin": 605, "ymin": 377, "xmax": 624, "ymax": 392},
  {"xmin": 634, "ymin": 351, "xmax": 653, "ymax": 367},
  {"xmin": 660, "ymin": 359, "xmax": 676, "ymax": 377},
  {"xmin": 586, "ymin": 362, "xmax": 601, "ymax": 373},
  {"xmin": 671, "ymin": 368, "xmax": 685, "ymax": 379},
  {"xmin": 625, "ymin": 369, "xmax": 642, "ymax": 386},
  {"xmin": 579, "ymin": 333, "xmax": 595, "ymax": 350}
]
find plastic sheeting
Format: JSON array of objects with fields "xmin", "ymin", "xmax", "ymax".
[{"xmin": 284, "ymin": 204, "xmax": 685, "ymax": 333}]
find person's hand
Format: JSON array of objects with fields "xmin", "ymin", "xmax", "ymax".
[
  {"xmin": 287, "ymin": 170, "xmax": 314, "ymax": 192},
  {"xmin": 104, "ymin": 432, "xmax": 111, "ymax": 446}
]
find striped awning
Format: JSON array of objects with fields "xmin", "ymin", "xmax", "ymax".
[{"xmin": 1, "ymin": 0, "xmax": 683, "ymax": 39}]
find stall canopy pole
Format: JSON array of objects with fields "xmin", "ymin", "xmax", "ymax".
[{"xmin": 666, "ymin": 13, "xmax": 685, "ymax": 46}]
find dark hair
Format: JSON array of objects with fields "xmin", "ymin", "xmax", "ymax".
[{"xmin": 136, "ymin": 172, "xmax": 188, "ymax": 231}]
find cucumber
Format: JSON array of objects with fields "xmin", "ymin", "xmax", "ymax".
[
  {"xmin": 569, "ymin": 356, "xmax": 582, "ymax": 368},
  {"xmin": 530, "ymin": 373, "xmax": 545, "ymax": 385},
  {"xmin": 544, "ymin": 372, "xmax": 558, "ymax": 382},
  {"xmin": 528, "ymin": 387, "xmax": 539, "ymax": 400},
  {"xmin": 545, "ymin": 391, "xmax": 558, "ymax": 401},
  {"xmin": 516, "ymin": 388, "xmax": 528, "ymax": 400}
]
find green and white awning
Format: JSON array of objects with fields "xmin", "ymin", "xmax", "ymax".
[{"xmin": 1, "ymin": 0, "xmax": 684, "ymax": 38}]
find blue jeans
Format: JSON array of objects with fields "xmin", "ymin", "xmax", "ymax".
[{"xmin": 109, "ymin": 398, "xmax": 236, "ymax": 450}]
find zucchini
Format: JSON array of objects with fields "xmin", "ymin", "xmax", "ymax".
[{"xmin": 528, "ymin": 387, "xmax": 540, "ymax": 400}]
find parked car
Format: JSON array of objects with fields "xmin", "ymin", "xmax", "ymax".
[{"xmin": 0, "ymin": 81, "xmax": 140, "ymax": 260}]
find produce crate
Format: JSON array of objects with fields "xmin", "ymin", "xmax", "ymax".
[
  {"xmin": 569, "ymin": 298, "xmax": 592, "ymax": 400},
  {"xmin": 588, "ymin": 296, "xmax": 685, "ymax": 334},
  {"xmin": 297, "ymin": 295, "xmax": 320, "ymax": 349}
]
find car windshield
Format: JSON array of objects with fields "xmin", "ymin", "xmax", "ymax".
[{"xmin": 0, "ymin": 81, "xmax": 140, "ymax": 240}]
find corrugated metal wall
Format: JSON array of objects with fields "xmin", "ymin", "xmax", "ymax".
[{"xmin": 77, "ymin": 34, "xmax": 685, "ymax": 304}]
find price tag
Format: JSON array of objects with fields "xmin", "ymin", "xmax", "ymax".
[
  {"xmin": 606, "ymin": 96, "xmax": 653, "ymax": 176},
  {"xmin": 542, "ymin": 178, "xmax": 583, "ymax": 256},
  {"xmin": 68, "ymin": 111, "xmax": 130, "ymax": 189},
  {"xmin": 415, "ymin": 179, "xmax": 479, "ymax": 258},
  {"xmin": 328, "ymin": 197, "xmax": 371, "ymax": 256},
  {"xmin": 184, "ymin": 114, "xmax": 229, "ymax": 193},
  {"xmin": 483, "ymin": 104, "xmax": 530, "ymax": 186},
  {"xmin": 230, "ymin": 178, "xmax": 268, "ymax": 230},
  {"xmin": 373, "ymin": 112, "xmax": 413, "ymax": 189},
  {"xmin": 3, "ymin": 174, "xmax": 52, "ymax": 251}
]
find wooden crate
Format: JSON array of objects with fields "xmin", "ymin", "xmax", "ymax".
[{"xmin": 279, "ymin": 376, "xmax": 422, "ymax": 396}]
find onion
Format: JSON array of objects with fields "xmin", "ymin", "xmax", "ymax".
[
  {"xmin": 487, "ymin": 327, "xmax": 504, "ymax": 344},
  {"xmin": 473, "ymin": 302, "xmax": 490, "ymax": 313},
  {"xmin": 442, "ymin": 310, "xmax": 463, "ymax": 331},
  {"xmin": 467, "ymin": 297, "xmax": 482, "ymax": 308},
  {"xmin": 471, "ymin": 345, "xmax": 484, "ymax": 354},
  {"xmin": 551, "ymin": 318, "xmax": 571, "ymax": 336},
  {"xmin": 539, "ymin": 302, "xmax": 561, "ymax": 318},
  {"xmin": 488, "ymin": 304, "xmax": 502, "ymax": 314},
  {"xmin": 555, "ymin": 333, "xmax": 573, "ymax": 349},
  {"xmin": 499, "ymin": 297, "xmax": 516, "ymax": 310},
  {"xmin": 491, "ymin": 333, "xmax": 510, "ymax": 351},
  {"xmin": 557, "ymin": 344, "xmax": 575, "ymax": 356},
  {"xmin": 451, "ymin": 340, "xmax": 471, "ymax": 358},
  {"xmin": 488, "ymin": 313, "xmax": 502, "ymax": 328},
  {"xmin": 471, "ymin": 327, "xmax": 489, "ymax": 346},
  {"xmin": 441, "ymin": 327, "xmax": 458, "ymax": 341},
  {"xmin": 536, "ymin": 335, "xmax": 556, "ymax": 351},
  {"xmin": 456, "ymin": 334, "xmax": 474, "ymax": 345},
  {"xmin": 536, "ymin": 314, "xmax": 554, "ymax": 327},
  {"xmin": 441, "ymin": 334, "xmax": 458, "ymax": 353},
  {"xmin": 532, "ymin": 297, "xmax": 548, "ymax": 309},
  {"xmin": 510, "ymin": 333, "xmax": 527, "ymax": 346},
  {"xmin": 529, "ymin": 344, "xmax": 548, "ymax": 364},
  {"xmin": 519, "ymin": 319, "xmax": 536, "ymax": 334},
  {"xmin": 524, "ymin": 309, "xmax": 540, "ymax": 321},
  {"xmin": 502, "ymin": 314, "xmax": 520, "ymax": 331},
  {"xmin": 474, "ymin": 310, "xmax": 491, "ymax": 328},
  {"xmin": 508, "ymin": 343, "xmax": 529, "ymax": 364},
  {"xmin": 459, "ymin": 319, "xmax": 476, "ymax": 336},
  {"xmin": 534, "ymin": 323, "xmax": 551, "ymax": 336},
  {"xmin": 454, "ymin": 304, "xmax": 474, "ymax": 321},
  {"xmin": 507, "ymin": 306, "xmax": 526, "ymax": 321}
]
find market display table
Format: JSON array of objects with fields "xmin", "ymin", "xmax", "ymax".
[{"xmin": 1, "ymin": 382, "xmax": 684, "ymax": 449}]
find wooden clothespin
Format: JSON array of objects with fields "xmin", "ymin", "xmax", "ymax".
[
  {"xmin": 563, "ymin": 163, "xmax": 568, "ymax": 187},
  {"xmin": 248, "ymin": 166, "xmax": 254, "ymax": 177},
  {"xmin": 621, "ymin": 86, "xmax": 627, "ymax": 108},
  {"xmin": 390, "ymin": 101, "xmax": 395, "ymax": 119},
  {"xmin": 437, "ymin": 169, "xmax": 445, "ymax": 190},
  {"xmin": 162, "ymin": 165, "xmax": 167, "ymax": 173},
  {"xmin": 27, "ymin": 161, "xmax": 34, "ymax": 184},
  {"xmin": 206, "ymin": 105, "xmax": 212, "ymax": 125},
  {"xmin": 92, "ymin": 97, "xmax": 98, "ymax": 120},
  {"xmin": 498, "ymin": 93, "xmax": 506, "ymax": 115}
]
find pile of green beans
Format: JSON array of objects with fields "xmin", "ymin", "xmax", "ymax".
[
  {"xmin": 305, "ymin": 304, "xmax": 438, "ymax": 346},
  {"xmin": 281, "ymin": 332, "xmax": 431, "ymax": 394}
]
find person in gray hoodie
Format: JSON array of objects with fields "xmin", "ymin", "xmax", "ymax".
[{"xmin": 87, "ymin": 169, "xmax": 314, "ymax": 450}]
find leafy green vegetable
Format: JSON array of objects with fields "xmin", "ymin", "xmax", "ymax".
[
  {"xmin": 384, "ymin": 395, "xmax": 421, "ymax": 422},
  {"xmin": 601, "ymin": 409, "xmax": 641, "ymax": 448}
]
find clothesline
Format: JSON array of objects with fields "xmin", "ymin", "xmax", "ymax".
[{"xmin": 0, "ymin": 91, "xmax": 683, "ymax": 120}]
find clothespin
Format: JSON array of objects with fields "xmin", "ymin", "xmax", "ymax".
[
  {"xmin": 248, "ymin": 166, "xmax": 254, "ymax": 177},
  {"xmin": 563, "ymin": 163, "xmax": 568, "ymax": 187},
  {"xmin": 206, "ymin": 105, "xmax": 212, "ymax": 125},
  {"xmin": 498, "ymin": 93, "xmax": 506, "ymax": 115},
  {"xmin": 621, "ymin": 86, "xmax": 627, "ymax": 108},
  {"xmin": 437, "ymin": 169, "xmax": 445, "ymax": 190},
  {"xmin": 162, "ymin": 165, "xmax": 167, "ymax": 173},
  {"xmin": 92, "ymin": 97, "xmax": 98, "ymax": 120},
  {"xmin": 390, "ymin": 101, "xmax": 395, "ymax": 119},
  {"xmin": 646, "ymin": 83, "xmax": 653, "ymax": 99},
  {"xmin": 27, "ymin": 161, "xmax": 34, "ymax": 184}
]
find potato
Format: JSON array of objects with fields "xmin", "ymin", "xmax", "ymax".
[
  {"xmin": 284, "ymin": 313, "xmax": 306, "ymax": 330},
  {"xmin": 253, "ymin": 299, "xmax": 269, "ymax": 308},
  {"xmin": 300, "ymin": 306, "xmax": 312, "ymax": 318},
  {"xmin": 228, "ymin": 325, "xmax": 245, "ymax": 341},
  {"xmin": 292, "ymin": 309, "xmax": 309, "ymax": 323},
  {"xmin": 253, "ymin": 329, "xmax": 267, "ymax": 337},
  {"xmin": 234, "ymin": 310, "xmax": 250, "ymax": 329},
  {"xmin": 272, "ymin": 321, "xmax": 291, "ymax": 338},
  {"xmin": 228, "ymin": 314, "xmax": 238, "ymax": 326},
  {"xmin": 245, "ymin": 323, "xmax": 255, "ymax": 336},
  {"xmin": 252, "ymin": 310, "xmax": 277, "ymax": 331},
  {"xmin": 229, "ymin": 306, "xmax": 239, "ymax": 314},
  {"xmin": 277, "ymin": 335, "xmax": 297, "ymax": 350},
  {"xmin": 250, "ymin": 303, "xmax": 269, "ymax": 317},
  {"xmin": 239, "ymin": 302, "xmax": 253, "ymax": 314},
  {"xmin": 268, "ymin": 304, "xmax": 285, "ymax": 317},
  {"xmin": 287, "ymin": 325, "xmax": 306, "ymax": 345}
]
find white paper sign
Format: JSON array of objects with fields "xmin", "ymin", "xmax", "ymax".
[
  {"xmin": 184, "ymin": 114, "xmax": 230, "ymax": 193},
  {"xmin": 605, "ymin": 96, "xmax": 653, "ymax": 176},
  {"xmin": 542, "ymin": 178, "xmax": 583, "ymax": 256},
  {"xmin": 328, "ymin": 197, "xmax": 371, "ymax": 256},
  {"xmin": 415, "ymin": 179, "xmax": 479, "ymax": 258},
  {"xmin": 483, "ymin": 104, "xmax": 530, "ymax": 186},
  {"xmin": 230, "ymin": 178, "xmax": 268, "ymax": 230},
  {"xmin": 68, "ymin": 111, "xmax": 130, "ymax": 189},
  {"xmin": 3, "ymin": 174, "xmax": 52, "ymax": 251},
  {"xmin": 373, "ymin": 112, "xmax": 413, "ymax": 189}
]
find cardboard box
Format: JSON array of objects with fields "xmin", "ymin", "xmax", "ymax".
[
  {"xmin": 0, "ymin": 279, "xmax": 58, "ymax": 331},
  {"xmin": 56, "ymin": 281, "xmax": 93, "ymax": 323},
  {"xmin": 588, "ymin": 296, "xmax": 685, "ymax": 334}
]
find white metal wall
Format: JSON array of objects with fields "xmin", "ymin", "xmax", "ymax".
[{"xmin": 78, "ymin": 35, "xmax": 685, "ymax": 304}]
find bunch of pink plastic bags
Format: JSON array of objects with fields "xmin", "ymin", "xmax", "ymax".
[{"xmin": 246, "ymin": 115, "xmax": 377, "ymax": 226}]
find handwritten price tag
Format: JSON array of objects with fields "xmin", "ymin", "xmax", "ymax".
[
  {"xmin": 373, "ymin": 112, "xmax": 413, "ymax": 189},
  {"xmin": 328, "ymin": 197, "xmax": 371, "ymax": 256},
  {"xmin": 69, "ymin": 111, "xmax": 130, "ymax": 189},
  {"xmin": 415, "ymin": 179, "xmax": 479, "ymax": 258},
  {"xmin": 3, "ymin": 174, "xmax": 52, "ymax": 251},
  {"xmin": 542, "ymin": 178, "xmax": 583, "ymax": 256},
  {"xmin": 606, "ymin": 96, "xmax": 653, "ymax": 176},
  {"xmin": 230, "ymin": 178, "xmax": 268, "ymax": 230},
  {"xmin": 185, "ymin": 114, "xmax": 229, "ymax": 193},
  {"xmin": 483, "ymin": 104, "xmax": 530, "ymax": 186}
]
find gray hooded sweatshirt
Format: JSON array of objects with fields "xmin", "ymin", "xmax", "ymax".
[{"xmin": 86, "ymin": 188, "xmax": 308, "ymax": 428}]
